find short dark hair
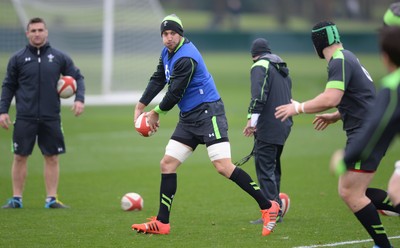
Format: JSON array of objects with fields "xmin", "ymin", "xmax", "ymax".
[
  {"xmin": 379, "ymin": 26, "xmax": 400, "ymax": 66},
  {"xmin": 27, "ymin": 17, "xmax": 46, "ymax": 31}
]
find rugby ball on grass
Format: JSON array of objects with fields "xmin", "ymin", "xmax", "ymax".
[
  {"xmin": 135, "ymin": 113, "xmax": 154, "ymax": 137},
  {"xmin": 57, "ymin": 76, "xmax": 77, "ymax": 99},
  {"xmin": 279, "ymin": 192, "xmax": 290, "ymax": 218},
  {"xmin": 121, "ymin": 192, "xmax": 143, "ymax": 211}
]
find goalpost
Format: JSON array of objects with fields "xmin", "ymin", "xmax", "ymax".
[{"xmin": 10, "ymin": 0, "xmax": 165, "ymax": 105}]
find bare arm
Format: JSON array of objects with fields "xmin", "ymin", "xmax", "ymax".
[{"xmin": 275, "ymin": 88, "xmax": 343, "ymax": 122}]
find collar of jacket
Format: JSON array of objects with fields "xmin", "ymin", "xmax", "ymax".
[{"xmin": 27, "ymin": 42, "xmax": 50, "ymax": 54}]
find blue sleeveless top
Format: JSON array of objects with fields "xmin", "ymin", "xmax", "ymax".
[{"xmin": 161, "ymin": 40, "xmax": 220, "ymax": 112}]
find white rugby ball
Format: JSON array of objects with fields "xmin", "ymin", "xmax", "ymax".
[
  {"xmin": 121, "ymin": 192, "xmax": 143, "ymax": 211},
  {"xmin": 57, "ymin": 76, "xmax": 77, "ymax": 99},
  {"xmin": 135, "ymin": 113, "xmax": 154, "ymax": 137}
]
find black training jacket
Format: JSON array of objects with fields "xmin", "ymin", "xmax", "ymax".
[
  {"xmin": 248, "ymin": 53, "xmax": 293, "ymax": 145},
  {"xmin": 0, "ymin": 42, "xmax": 85, "ymax": 120}
]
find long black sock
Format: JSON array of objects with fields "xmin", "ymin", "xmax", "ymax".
[
  {"xmin": 354, "ymin": 202, "xmax": 391, "ymax": 248},
  {"xmin": 229, "ymin": 167, "xmax": 271, "ymax": 209},
  {"xmin": 366, "ymin": 187, "xmax": 399, "ymax": 213},
  {"xmin": 157, "ymin": 173, "xmax": 177, "ymax": 224}
]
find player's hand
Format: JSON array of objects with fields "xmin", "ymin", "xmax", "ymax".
[
  {"xmin": 243, "ymin": 120, "xmax": 256, "ymax": 137},
  {"xmin": 0, "ymin": 113, "xmax": 12, "ymax": 130},
  {"xmin": 134, "ymin": 102, "xmax": 146, "ymax": 124},
  {"xmin": 72, "ymin": 101, "xmax": 84, "ymax": 116},
  {"xmin": 146, "ymin": 110, "xmax": 160, "ymax": 132},
  {"xmin": 275, "ymin": 99, "xmax": 299, "ymax": 122},
  {"xmin": 312, "ymin": 113, "xmax": 339, "ymax": 131}
]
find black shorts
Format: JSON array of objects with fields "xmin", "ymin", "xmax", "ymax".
[
  {"xmin": 345, "ymin": 128, "xmax": 385, "ymax": 172},
  {"xmin": 171, "ymin": 114, "xmax": 229, "ymax": 151},
  {"xmin": 13, "ymin": 119, "xmax": 65, "ymax": 156}
]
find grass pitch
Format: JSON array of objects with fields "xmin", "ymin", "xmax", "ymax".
[{"xmin": 0, "ymin": 53, "xmax": 399, "ymax": 248}]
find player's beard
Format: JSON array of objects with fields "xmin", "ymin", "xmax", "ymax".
[
  {"xmin": 165, "ymin": 42, "xmax": 178, "ymax": 52},
  {"xmin": 31, "ymin": 37, "xmax": 47, "ymax": 48}
]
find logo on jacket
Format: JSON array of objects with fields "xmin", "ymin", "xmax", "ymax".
[
  {"xmin": 48, "ymin": 54, "xmax": 54, "ymax": 62},
  {"xmin": 165, "ymin": 64, "xmax": 170, "ymax": 82},
  {"xmin": 25, "ymin": 57, "xmax": 31, "ymax": 62}
]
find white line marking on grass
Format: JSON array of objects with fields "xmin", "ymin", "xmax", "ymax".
[{"xmin": 293, "ymin": 235, "xmax": 400, "ymax": 248}]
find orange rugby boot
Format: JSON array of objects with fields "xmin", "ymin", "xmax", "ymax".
[
  {"xmin": 132, "ymin": 216, "xmax": 170, "ymax": 235},
  {"xmin": 260, "ymin": 201, "xmax": 279, "ymax": 236}
]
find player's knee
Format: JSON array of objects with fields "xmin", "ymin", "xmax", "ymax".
[
  {"xmin": 212, "ymin": 160, "xmax": 226, "ymax": 176},
  {"xmin": 44, "ymin": 155, "xmax": 59, "ymax": 166},
  {"xmin": 13, "ymin": 154, "xmax": 28, "ymax": 165},
  {"xmin": 338, "ymin": 187, "xmax": 351, "ymax": 202},
  {"xmin": 212, "ymin": 158, "xmax": 235, "ymax": 178},
  {"xmin": 160, "ymin": 156, "xmax": 178, "ymax": 173}
]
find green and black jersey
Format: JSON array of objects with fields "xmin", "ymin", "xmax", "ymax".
[
  {"xmin": 344, "ymin": 68, "xmax": 400, "ymax": 165},
  {"xmin": 326, "ymin": 48, "xmax": 375, "ymax": 131}
]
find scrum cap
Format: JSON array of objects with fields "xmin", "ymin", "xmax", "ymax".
[
  {"xmin": 160, "ymin": 14, "xmax": 184, "ymax": 36},
  {"xmin": 311, "ymin": 21, "xmax": 341, "ymax": 59},
  {"xmin": 383, "ymin": 2, "xmax": 400, "ymax": 26}
]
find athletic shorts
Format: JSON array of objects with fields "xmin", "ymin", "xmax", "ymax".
[
  {"xmin": 171, "ymin": 114, "xmax": 229, "ymax": 151},
  {"xmin": 345, "ymin": 128, "xmax": 386, "ymax": 172},
  {"xmin": 12, "ymin": 119, "xmax": 65, "ymax": 156}
]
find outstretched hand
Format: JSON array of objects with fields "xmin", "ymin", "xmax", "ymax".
[
  {"xmin": 275, "ymin": 99, "xmax": 299, "ymax": 122},
  {"xmin": 312, "ymin": 112, "xmax": 339, "ymax": 131}
]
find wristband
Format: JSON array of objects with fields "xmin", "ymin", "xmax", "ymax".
[
  {"xmin": 293, "ymin": 101, "xmax": 300, "ymax": 114},
  {"xmin": 301, "ymin": 102, "xmax": 306, "ymax": 114},
  {"xmin": 153, "ymin": 105, "xmax": 167, "ymax": 115},
  {"xmin": 250, "ymin": 113, "xmax": 260, "ymax": 127}
]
